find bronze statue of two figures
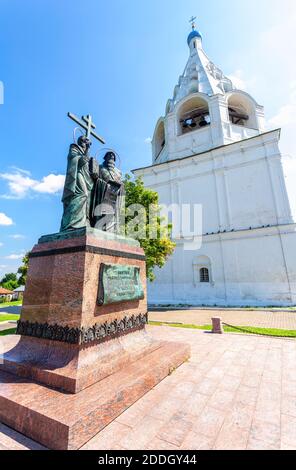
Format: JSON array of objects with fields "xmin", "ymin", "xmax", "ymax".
[{"xmin": 60, "ymin": 125, "xmax": 124, "ymax": 234}]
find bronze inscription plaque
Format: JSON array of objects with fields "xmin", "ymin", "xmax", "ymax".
[{"xmin": 98, "ymin": 263, "xmax": 144, "ymax": 306}]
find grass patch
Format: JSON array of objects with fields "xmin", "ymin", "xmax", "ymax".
[
  {"xmin": 242, "ymin": 307, "xmax": 296, "ymax": 312},
  {"xmin": 223, "ymin": 325, "xmax": 296, "ymax": 338},
  {"xmin": 0, "ymin": 301, "xmax": 22, "ymax": 308},
  {"xmin": 0, "ymin": 328, "xmax": 16, "ymax": 336},
  {"xmin": 149, "ymin": 321, "xmax": 211, "ymax": 330},
  {"xmin": 0, "ymin": 314, "xmax": 20, "ymax": 323},
  {"xmin": 149, "ymin": 321, "xmax": 296, "ymax": 338}
]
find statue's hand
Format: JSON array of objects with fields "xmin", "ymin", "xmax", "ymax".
[{"xmin": 89, "ymin": 157, "xmax": 100, "ymax": 180}]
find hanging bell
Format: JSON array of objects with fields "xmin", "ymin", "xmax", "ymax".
[{"xmin": 199, "ymin": 116, "xmax": 208, "ymax": 127}]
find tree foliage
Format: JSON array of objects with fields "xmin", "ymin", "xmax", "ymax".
[
  {"xmin": 124, "ymin": 175, "xmax": 175, "ymax": 282},
  {"xmin": 0, "ymin": 252, "xmax": 29, "ymax": 292},
  {"xmin": 17, "ymin": 252, "xmax": 29, "ymax": 286},
  {"xmin": 0, "ymin": 272, "xmax": 19, "ymax": 291}
]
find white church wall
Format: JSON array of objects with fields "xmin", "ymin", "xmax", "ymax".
[
  {"xmin": 224, "ymin": 229, "xmax": 296, "ymax": 305},
  {"xmin": 169, "ymin": 126, "xmax": 213, "ymax": 159},
  {"xmin": 178, "ymin": 174, "xmax": 219, "ymax": 235},
  {"xmin": 139, "ymin": 130, "xmax": 292, "ymax": 235},
  {"xmin": 226, "ymin": 124, "xmax": 259, "ymax": 143},
  {"xmin": 225, "ymin": 159, "xmax": 277, "ymax": 229},
  {"xmin": 148, "ymin": 226, "xmax": 296, "ymax": 306},
  {"xmin": 280, "ymin": 229, "xmax": 296, "ymax": 304},
  {"xmin": 281, "ymin": 155, "xmax": 296, "ymax": 222}
]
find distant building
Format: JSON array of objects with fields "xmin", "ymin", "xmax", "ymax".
[
  {"xmin": 133, "ymin": 21, "xmax": 296, "ymax": 307},
  {"xmin": 12, "ymin": 285, "xmax": 25, "ymax": 301},
  {"xmin": 0, "ymin": 287, "xmax": 14, "ymax": 302}
]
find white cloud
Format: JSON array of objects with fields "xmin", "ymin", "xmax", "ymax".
[
  {"xmin": 0, "ymin": 243, "xmax": 3, "ymax": 247},
  {"xmin": 0, "ymin": 171, "xmax": 36, "ymax": 198},
  {"xmin": 34, "ymin": 174, "xmax": 66, "ymax": 194},
  {"xmin": 228, "ymin": 69, "xmax": 257, "ymax": 93},
  {"xmin": 9, "ymin": 166, "xmax": 31, "ymax": 176},
  {"xmin": 268, "ymin": 103, "xmax": 296, "ymax": 128},
  {"xmin": 267, "ymin": 82, "xmax": 296, "ymax": 158},
  {"xmin": 5, "ymin": 253, "xmax": 25, "ymax": 260},
  {"xmin": 268, "ymin": 82, "xmax": 296, "ymax": 129},
  {"xmin": 10, "ymin": 234, "xmax": 25, "ymax": 240},
  {"xmin": 0, "ymin": 213, "xmax": 13, "ymax": 226},
  {"xmin": 0, "ymin": 168, "xmax": 65, "ymax": 199},
  {"xmin": 228, "ymin": 70, "xmax": 247, "ymax": 91},
  {"xmin": 254, "ymin": 12, "xmax": 296, "ymax": 161},
  {"xmin": 259, "ymin": 8, "xmax": 296, "ymax": 65},
  {"xmin": 0, "ymin": 265, "xmax": 8, "ymax": 270},
  {"xmin": 144, "ymin": 137, "xmax": 152, "ymax": 144}
]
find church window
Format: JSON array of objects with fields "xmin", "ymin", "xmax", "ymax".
[
  {"xmin": 193, "ymin": 255, "xmax": 212, "ymax": 286},
  {"xmin": 200, "ymin": 267, "xmax": 210, "ymax": 283}
]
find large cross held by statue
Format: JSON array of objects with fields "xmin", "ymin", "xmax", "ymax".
[{"xmin": 67, "ymin": 112, "xmax": 106, "ymax": 144}]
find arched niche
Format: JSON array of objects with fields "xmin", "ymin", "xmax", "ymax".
[
  {"xmin": 177, "ymin": 95, "xmax": 210, "ymax": 136},
  {"xmin": 227, "ymin": 92, "xmax": 258, "ymax": 130},
  {"xmin": 153, "ymin": 119, "xmax": 166, "ymax": 161}
]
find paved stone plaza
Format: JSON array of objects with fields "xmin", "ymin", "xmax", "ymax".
[
  {"xmin": 1, "ymin": 325, "xmax": 296, "ymax": 450},
  {"xmin": 0, "ymin": 322, "xmax": 16, "ymax": 332}
]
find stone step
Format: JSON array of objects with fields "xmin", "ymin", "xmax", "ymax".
[{"xmin": 0, "ymin": 340, "xmax": 190, "ymax": 450}]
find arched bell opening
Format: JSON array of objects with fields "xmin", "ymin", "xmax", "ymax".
[
  {"xmin": 153, "ymin": 120, "xmax": 166, "ymax": 161},
  {"xmin": 227, "ymin": 92, "xmax": 258, "ymax": 130},
  {"xmin": 178, "ymin": 96, "xmax": 211, "ymax": 136}
]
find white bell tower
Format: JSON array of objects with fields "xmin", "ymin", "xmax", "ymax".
[
  {"xmin": 134, "ymin": 19, "xmax": 296, "ymax": 307},
  {"xmin": 153, "ymin": 18, "xmax": 265, "ymax": 165}
]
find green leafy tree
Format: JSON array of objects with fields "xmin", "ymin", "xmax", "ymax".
[
  {"xmin": 1, "ymin": 272, "xmax": 17, "ymax": 284},
  {"xmin": 17, "ymin": 252, "xmax": 29, "ymax": 286},
  {"xmin": 124, "ymin": 175, "xmax": 175, "ymax": 281},
  {"xmin": 0, "ymin": 272, "xmax": 19, "ymax": 291}
]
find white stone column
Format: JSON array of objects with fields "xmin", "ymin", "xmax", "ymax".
[
  {"xmin": 264, "ymin": 137, "xmax": 294, "ymax": 225},
  {"xmin": 213, "ymin": 156, "xmax": 232, "ymax": 232},
  {"xmin": 209, "ymin": 95, "xmax": 229, "ymax": 148}
]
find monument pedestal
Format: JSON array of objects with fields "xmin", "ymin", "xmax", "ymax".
[
  {"xmin": 0, "ymin": 338, "xmax": 188, "ymax": 450},
  {"xmin": 0, "ymin": 228, "xmax": 190, "ymax": 449}
]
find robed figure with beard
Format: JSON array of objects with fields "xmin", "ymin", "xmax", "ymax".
[
  {"xmin": 91, "ymin": 151, "xmax": 124, "ymax": 233},
  {"xmin": 60, "ymin": 136, "xmax": 99, "ymax": 232}
]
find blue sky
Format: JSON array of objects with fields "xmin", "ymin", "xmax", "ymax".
[{"xmin": 0, "ymin": 0, "xmax": 296, "ymax": 276}]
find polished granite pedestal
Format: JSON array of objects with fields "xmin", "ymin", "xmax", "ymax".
[{"xmin": 0, "ymin": 228, "xmax": 190, "ymax": 449}]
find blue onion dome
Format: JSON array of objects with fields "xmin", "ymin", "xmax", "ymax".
[{"xmin": 187, "ymin": 29, "xmax": 202, "ymax": 45}]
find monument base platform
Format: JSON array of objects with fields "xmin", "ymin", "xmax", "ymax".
[
  {"xmin": 0, "ymin": 328, "xmax": 160, "ymax": 393},
  {"xmin": 0, "ymin": 338, "xmax": 190, "ymax": 450}
]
